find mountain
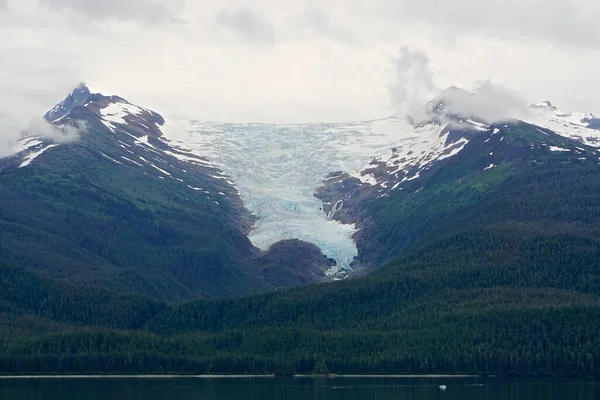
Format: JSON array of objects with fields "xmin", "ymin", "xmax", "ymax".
[
  {"xmin": 0, "ymin": 85, "xmax": 336, "ymax": 301},
  {"xmin": 0, "ymin": 85, "xmax": 599, "ymax": 376},
  {"xmin": 43, "ymin": 83, "xmax": 94, "ymax": 123},
  {"xmin": 316, "ymin": 96, "xmax": 600, "ymax": 269},
  {"xmin": 529, "ymin": 100, "xmax": 600, "ymax": 145}
]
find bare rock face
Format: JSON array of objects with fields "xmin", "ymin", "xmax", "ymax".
[{"xmin": 44, "ymin": 83, "xmax": 92, "ymax": 123}]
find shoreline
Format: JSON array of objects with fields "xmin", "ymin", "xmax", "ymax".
[
  {"xmin": 0, "ymin": 375, "xmax": 274, "ymax": 379},
  {"xmin": 297, "ymin": 374, "xmax": 482, "ymax": 378},
  {"xmin": 0, "ymin": 374, "xmax": 483, "ymax": 379}
]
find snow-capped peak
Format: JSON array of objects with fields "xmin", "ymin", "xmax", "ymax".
[
  {"xmin": 351, "ymin": 121, "xmax": 477, "ymax": 195},
  {"xmin": 44, "ymin": 84, "xmax": 167, "ymax": 139},
  {"xmin": 95, "ymin": 97, "xmax": 166, "ymax": 138},
  {"xmin": 527, "ymin": 102, "xmax": 600, "ymax": 147},
  {"xmin": 3, "ymin": 85, "xmax": 169, "ymax": 170}
]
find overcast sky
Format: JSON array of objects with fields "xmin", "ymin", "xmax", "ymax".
[{"xmin": 2, "ymin": 0, "xmax": 600, "ymax": 126}]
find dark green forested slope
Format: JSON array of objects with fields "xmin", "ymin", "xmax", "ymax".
[
  {"xmin": 0, "ymin": 109, "xmax": 268, "ymax": 301},
  {"xmin": 0, "ymin": 122, "xmax": 599, "ymax": 376},
  {"xmin": 357, "ymin": 122, "xmax": 600, "ymax": 265}
]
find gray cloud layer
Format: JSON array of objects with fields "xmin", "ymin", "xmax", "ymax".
[
  {"xmin": 1, "ymin": 0, "xmax": 600, "ymax": 129},
  {"xmin": 38, "ymin": 0, "xmax": 184, "ymax": 23},
  {"xmin": 216, "ymin": 7, "xmax": 275, "ymax": 47},
  {"xmin": 379, "ymin": 0, "xmax": 600, "ymax": 49}
]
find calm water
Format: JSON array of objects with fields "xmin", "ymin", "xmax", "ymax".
[{"xmin": 0, "ymin": 377, "xmax": 598, "ymax": 400}]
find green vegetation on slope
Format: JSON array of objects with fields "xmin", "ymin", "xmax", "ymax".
[
  {"xmin": 0, "ymin": 115, "xmax": 268, "ymax": 300},
  {"xmin": 0, "ymin": 122, "xmax": 599, "ymax": 376}
]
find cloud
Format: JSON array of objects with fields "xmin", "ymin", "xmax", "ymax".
[
  {"xmin": 291, "ymin": 6, "xmax": 355, "ymax": 45},
  {"xmin": 37, "ymin": 0, "xmax": 184, "ymax": 24},
  {"xmin": 29, "ymin": 117, "xmax": 84, "ymax": 141},
  {"xmin": 438, "ymin": 82, "xmax": 529, "ymax": 123},
  {"xmin": 378, "ymin": 0, "xmax": 600, "ymax": 50},
  {"xmin": 216, "ymin": 7, "xmax": 275, "ymax": 47},
  {"xmin": 389, "ymin": 47, "xmax": 439, "ymax": 122},
  {"xmin": 0, "ymin": 20, "xmax": 85, "ymax": 157},
  {"xmin": 389, "ymin": 47, "xmax": 528, "ymax": 124},
  {"xmin": 1, "ymin": 0, "xmax": 600, "ymax": 126},
  {"xmin": 0, "ymin": 115, "xmax": 85, "ymax": 158}
]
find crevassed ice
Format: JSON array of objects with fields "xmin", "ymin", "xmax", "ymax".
[{"xmin": 163, "ymin": 117, "xmax": 411, "ymax": 270}]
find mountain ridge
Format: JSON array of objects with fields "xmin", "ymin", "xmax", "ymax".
[
  {"xmin": 4, "ymin": 84, "xmax": 600, "ymax": 280},
  {"xmin": 0, "ymin": 85, "xmax": 340, "ymax": 300},
  {"xmin": 0, "ymin": 85, "xmax": 599, "ymax": 375}
]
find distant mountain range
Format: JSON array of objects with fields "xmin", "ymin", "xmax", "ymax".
[{"xmin": 0, "ymin": 84, "xmax": 599, "ymax": 376}]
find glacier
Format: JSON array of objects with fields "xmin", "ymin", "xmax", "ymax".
[
  {"xmin": 156, "ymin": 102, "xmax": 600, "ymax": 274},
  {"xmin": 162, "ymin": 117, "xmax": 411, "ymax": 271}
]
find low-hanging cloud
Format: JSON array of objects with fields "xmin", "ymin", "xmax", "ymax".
[
  {"xmin": 216, "ymin": 7, "xmax": 275, "ymax": 47},
  {"xmin": 27, "ymin": 117, "xmax": 85, "ymax": 143},
  {"xmin": 389, "ymin": 47, "xmax": 439, "ymax": 123},
  {"xmin": 0, "ymin": 13, "xmax": 88, "ymax": 159},
  {"xmin": 438, "ymin": 82, "xmax": 530, "ymax": 123},
  {"xmin": 0, "ymin": 113, "xmax": 85, "ymax": 158},
  {"xmin": 0, "ymin": 79, "xmax": 86, "ymax": 158},
  {"xmin": 389, "ymin": 47, "xmax": 529, "ymax": 124}
]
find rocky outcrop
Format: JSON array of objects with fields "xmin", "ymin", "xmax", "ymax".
[{"xmin": 256, "ymin": 239, "xmax": 336, "ymax": 287}]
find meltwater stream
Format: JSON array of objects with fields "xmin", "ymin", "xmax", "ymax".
[{"xmin": 164, "ymin": 117, "xmax": 408, "ymax": 270}]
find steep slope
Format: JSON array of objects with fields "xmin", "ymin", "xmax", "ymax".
[
  {"xmin": 317, "ymin": 99, "xmax": 600, "ymax": 269},
  {"xmin": 0, "ymin": 86, "xmax": 334, "ymax": 300}
]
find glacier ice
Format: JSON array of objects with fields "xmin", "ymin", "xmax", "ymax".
[{"xmin": 163, "ymin": 117, "xmax": 411, "ymax": 270}]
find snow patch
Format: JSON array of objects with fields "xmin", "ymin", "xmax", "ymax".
[
  {"xmin": 149, "ymin": 163, "xmax": 171, "ymax": 176},
  {"xmin": 19, "ymin": 144, "xmax": 59, "ymax": 168},
  {"xmin": 121, "ymin": 156, "xmax": 144, "ymax": 166},
  {"xmin": 467, "ymin": 119, "xmax": 489, "ymax": 131},
  {"xmin": 99, "ymin": 101, "xmax": 146, "ymax": 132},
  {"xmin": 163, "ymin": 150, "xmax": 212, "ymax": 165},
  {"xmin": 101, "ymin": 152, "xmax": 123, "ymax": 164},
  {"xmin": 12, "ymin": 136, "xmax": 44, "ymax": 154},
  {"xmin": 527, "ymin": 103, "xmax": 600, "ymax": 147}
]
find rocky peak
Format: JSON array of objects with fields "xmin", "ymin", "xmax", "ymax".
[
  {"xmin": 44, "ymin": 84, "xmax": 166, "ymax": 139},
  {"xmin": 44, "ymin": 83, "xmax": 95, "ymax": 123}
]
